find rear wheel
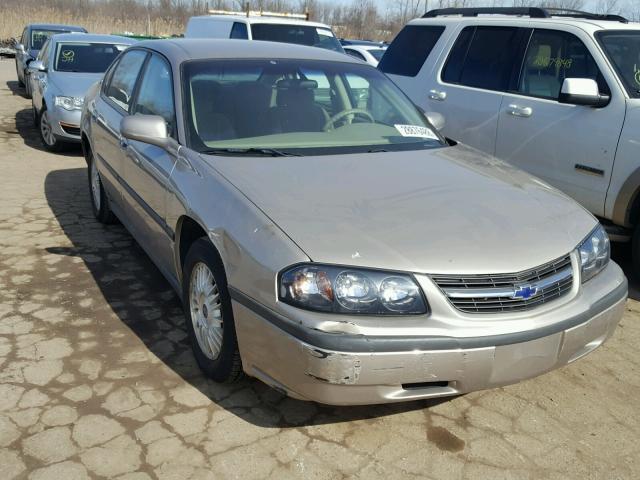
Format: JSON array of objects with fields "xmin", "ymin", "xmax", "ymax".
[
  {"xmin": 87, "ymin": 151, "xmax": 116, "ymax": 224},
  {"xmin": 24, "ymin": 71, "xmax": 31, "ymax": 99},
  {"xmin": 39, "ymin": 107, "xmax": 67, "ymax": 152},
  {"xmin": 183, "ymin": 238, "xmax": 243, "ymax": 383}
]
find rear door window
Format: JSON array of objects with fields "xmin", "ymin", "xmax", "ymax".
[
  {"xmin": 230, "ymin": 22, "xmax": 248, "ymax": 39},
  {"xmin": 378, "ymin": 25, "xmax": 445, "ymax": 77},
  {"xmin": 442, "ymin": 26, "xmax": 524, "ymax": 92},
  {"xmin": 104, "ymin": 49, "xmax": 148, "ymax": 112}
]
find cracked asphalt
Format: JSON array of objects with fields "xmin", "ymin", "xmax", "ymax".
[{"xmin": 0, "ymin": 58, "xmax": 639, "ymax": 480}]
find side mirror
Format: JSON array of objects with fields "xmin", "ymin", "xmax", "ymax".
[
  {"xmin": 28, "ymin": 60, "xmax": 46, "ymax": 72},
  {"xmin": 121, "ymin": 114, "xmax": 172, "ymax": 150},
  {"xmin": 425, "ymin": 111, "xmax": 445, "ymax": 132},
  {"xmin": 15, "ymin": 43, "xmax": 25, "ymax": 53},
  {"xmin": 559, "ymin": 78, "xmax": 609, "ymax": 108}
]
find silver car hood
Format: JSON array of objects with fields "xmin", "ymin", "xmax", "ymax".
[
  {"xmin": 48, "ymin": 71, "xmax": 103, "ymax": 98},
  {"xmin": 203, "ymin": 145, "xmax": 597, "ymax": 275}
]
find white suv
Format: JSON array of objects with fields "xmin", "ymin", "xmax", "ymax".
[{"xmin": 381, "ymin": 7, "xmax": 640, "ymax": 270}]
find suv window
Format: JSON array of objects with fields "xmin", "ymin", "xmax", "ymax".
[
  {"xmin": 230, "ymin": 22, "xmax": 248, "ymax": 39},
  {"xmin": 105, "ymin": 49, "xmax": 147, "ymax": 111},
  {"xmin": 519, "ymin": 29, "xmax": 609, "ymax": 100},
  {"xmin": 596, "ymin": 30, "xmax": 640, "ymax": 98},
  {"xmin": 442, "ymin": 26, "xmax": 522, "ymax": 91},
  {"xmin": 379, "ymin": 25, "xmax": 445, "ymax": 77},
  {"xmin": 132, "ymin": 54, "xmax": 176, "ymax": 137}
]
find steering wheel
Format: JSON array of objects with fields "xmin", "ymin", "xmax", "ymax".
[{"xmin": 323, "ymin": 108, "xmax": 375, "ymax": 131}]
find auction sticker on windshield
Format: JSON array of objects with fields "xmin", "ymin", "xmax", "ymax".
[{"xmin": 394, "ymin": 124, "xmax": 438, "ymax": 140}]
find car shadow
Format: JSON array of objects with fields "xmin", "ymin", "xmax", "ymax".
[
  {"xmin": 6, "ymin": 79, "xmax": 26, "ymax": 97},
  {"xmin": 610, "ymin": 241, "xmax": 639, "ymax": 301},
  {"xmin": 44, "ymin": 167, "xmax": 449, "ymax": 428},
  {"xmin": 14, "ymin": 107, "xmax": 82, "ymax": 156}
]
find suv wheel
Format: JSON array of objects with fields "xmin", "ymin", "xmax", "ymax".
[
  {"xmin": 183, "ymin": 238, "xmax": 243, "ymax": 383},
  {"xmin": 87, "ymin": 152, "xmax": 115, "ymax": 224}
]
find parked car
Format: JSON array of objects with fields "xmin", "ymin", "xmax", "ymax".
[
  {"xmin": 15, "ymin": 23, "xmax": 86, "ymax": 98},
  {"xmin": 81, "ymin": 38, "xmax": 626, "ymax": 405},
  {"xmin": 28, "ymin": 33, "xmax": 135, "ymax": 152},
  {"xmin": 343, "ymin": 44, "xmax": 387, "ymax": 66},
  {"xmin": 185, "ymin": 11, "xmax": 344, "ymax": 53},
  {"xmin": 380, "ymin": 7, "xmax": 640, "ymax": 273}
]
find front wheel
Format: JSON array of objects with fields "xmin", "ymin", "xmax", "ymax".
[
  {"xmin": 87, "ymin": 152, "xmax": 115, "ymax": 224},
  {"xmin": 24, "ymin": 71, "xmax": 31, "ymax": 99},
  {"xmin": 183, "ymin": 238, "xmax": 243, "ymax": 383},
  {"xmin": 39, "ymin": 107, "xmax": 67, "ymax": 152}
]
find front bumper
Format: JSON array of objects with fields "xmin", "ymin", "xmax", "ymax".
[
  {"xmin": 233, "ymin": 261, "xmax": 627, "ymax": 405},
  {"xmin": 48, "ymin": 106, "xmax": 81, "ymax": 143}
]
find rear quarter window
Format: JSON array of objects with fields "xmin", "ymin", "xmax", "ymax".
[{"xmin": 378, "ymin": 25, "xmax": 445, "ymax": 77}]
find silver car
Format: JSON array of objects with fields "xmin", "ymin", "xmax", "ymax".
[
  {"xmin": 29, "ymin": 33, "xmax": 135, "ymax": 151},
  {"xmin": 81, "ymin": 39, "xmax": 627, "ymax": 405}
]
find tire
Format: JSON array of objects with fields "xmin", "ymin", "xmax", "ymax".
[
  {"xmin": 632, "ymin": 223, "xmax": 640, "ymax": 279},
  {"xmin": 182, "ymin": 238, "xmax": 243, "ymax": 383},
  {"xmin": 24, "ymin": 71, "xmax": 31, "ymax": 99},
  {"xmin": 38, "ymin": 106, "xmax": 66, "ymax": 152},
  {"xmin": 32, "ymin": 104, "xmax": 38, "ymax": 127},
  {"xmin": 17, "ymin": 63, "xmax": 24, "ymax": 87},
  {"xmin": 87, "ymin": 151, "xmax": 116, "ymax": 224}
]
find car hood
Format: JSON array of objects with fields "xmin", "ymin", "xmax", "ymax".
[
  {"xmin": 202, "ymin": 145, "xmax": 597, "ymax": 275},
  {"xmin": 48, "ymin": 71, "xmax": 104, "ymax": 99}
]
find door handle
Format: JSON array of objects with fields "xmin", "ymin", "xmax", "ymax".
[
  {"xmin": 429, "ymin": 89, "xmax": 447, "ymax": 101},
  {"xmin": 507, "ymin": 104, "xmax": 533, "ymax": 118}
]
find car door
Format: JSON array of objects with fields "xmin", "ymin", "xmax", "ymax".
[
  {"xmin": 495, "ymin": 27, "xmax": 626, "ymax": 217},
  {"xmin": 91, "ymin": 49, "xmax": 148, "ymax": 214},
  {"xmin": 30, "ymin": 39, "xmax": 50, "ymax": 111},
  {"xmin": 123, "ymin": 52, "xmax": 178, "ymax": 278},
  {"xmin": 427, "ymin": 25, "xmax": 528, "ymax": 155}
]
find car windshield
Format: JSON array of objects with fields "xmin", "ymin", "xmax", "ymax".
[
  {"xmin": 31, "ymin": 29, "xmax": 66, "ymax": 50},
  {"xmin": 54, "ymin": 42, "xmax": 128, "ymax": 73},
  {"xmin": 183, "ymin": 58, "xmax": 444, "ymax": 156},
  {"xmin": 250, "ymin": 24, "xmax": 344, "ymax": 53},
  {"xmin": 369, "ymin": 49, "xmax": 386, "ymax": 61},
  {"xmin": 597, "ymin": 30, "xmax": 640, "ymax": 98}
]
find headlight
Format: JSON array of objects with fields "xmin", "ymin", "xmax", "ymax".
[
  {"xmin": 578, "ymin": 224, "xmax": 610, "ymax": 283},
  {"xmin": 279, "ymin": 264, "xmax": 428, "ymax": 315},
  {"xmin": 54, "ymin": 96, "xmax": 84, "ymax": 111}
]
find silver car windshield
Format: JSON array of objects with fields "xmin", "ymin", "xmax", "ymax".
[
  {"xmin": 31, "ymin": 30, "xmax": 65, "ymax": 50},
  {"xmin": 597, "ymin": 30, "xmax": 640, "ymax": 98},
  {"xmin": 183, "ymin": 59, "xmax": 444, "ymax": 156},
  {"xmin": 54, "ymin": 42, "xmax": 128, "ymax": 73}
]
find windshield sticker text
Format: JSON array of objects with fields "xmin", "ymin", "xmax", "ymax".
[
  {"xmin": 532, "ymin": 56, "xmax": 572, "ymax": 69},
  {"xmin": 394, "ymin": 124, "xmax": 438, "ymax": 140}
]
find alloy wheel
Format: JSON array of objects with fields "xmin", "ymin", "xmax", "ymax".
[
  {"xmin": 189, "ymin": 262, "xmax": 223, "ymax": 360},
  {"xmin": 40, "ymin": 111, "xmax": 56, "ymax": 146},
  {"xmin": 90, "ymin": 160, "xmax": 101, "ymax": 211}
]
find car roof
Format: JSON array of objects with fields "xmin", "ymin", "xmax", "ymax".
[
  {"xmin": 49, "ymin": 33, "xmax": 137, "ymax": 44},
  {"xmin": 27, "ymin": 23, "xmax": 86, "ymax": 32},
  {"xmin": 134, "ymin": 38, "xmax": 357, "ymax": 64},
  {"xmin": 189, "ymin": 15, "xmax": 331, "ymax": 29},
  {"xmin": 409, "ymin": 16, "xmax": 640, "ymax": 33}
]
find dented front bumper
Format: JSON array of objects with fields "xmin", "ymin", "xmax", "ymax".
[{"xmin": 231, "ymin": 263, "xmax": 627, "ymax": 405}]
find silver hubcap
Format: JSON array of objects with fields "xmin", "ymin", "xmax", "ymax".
[
  {"xmin": 90, "ymin": 161, "xmax": 101, "ymax": 211},
  {"xmin": 189, "ymin": 262, "xmax": 223, "ymax": 360},
  {"xmin": 40, "ymin": 111, "xmax": 56, "ymax": 146}
]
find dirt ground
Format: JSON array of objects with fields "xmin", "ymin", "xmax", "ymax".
[{"xmin": 0, "ymin": 58, "xmax": 639, "ymax": 480}]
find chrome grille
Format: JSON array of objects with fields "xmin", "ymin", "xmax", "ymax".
[{"xmin": 432, "ymin": 255, "xmax": 574, "ymax": 314}]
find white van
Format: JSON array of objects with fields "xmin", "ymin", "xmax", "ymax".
[{"xmin": 185, "ymin": 11, "xmax": 344, "ymax": 53}]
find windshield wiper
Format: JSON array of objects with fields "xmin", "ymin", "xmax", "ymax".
[{"xmin": 201, "ymin": 147, "xmax": 300, "ymax": 157}]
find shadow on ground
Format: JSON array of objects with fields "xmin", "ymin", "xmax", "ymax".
[
  {"xmin": 10, "ymin": 106, "xmax": 82, "ymax": 156},
  {"xmin": 44, "ymin": 167, "xmax": 448, "ymax": 428}
]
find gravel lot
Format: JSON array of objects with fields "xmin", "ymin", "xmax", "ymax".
[{"xmin": 0, "ymin": 58, "xmax": 639, "ymax": 480}]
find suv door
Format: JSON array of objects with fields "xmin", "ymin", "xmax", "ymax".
[
  {"xmin": 124, "ymin": 53, "xmax": 178, "ymax": 279},
  {"xmin": 431, "ymin": 25, "xmax": 528, "ymax": 154},
  {"xmin": 495, "ymin": 27, "xmax": 626, "ymax": 216},
  {"xmin": 92, "ymin": 49, "xmax": 148, "ymax": 215}
]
